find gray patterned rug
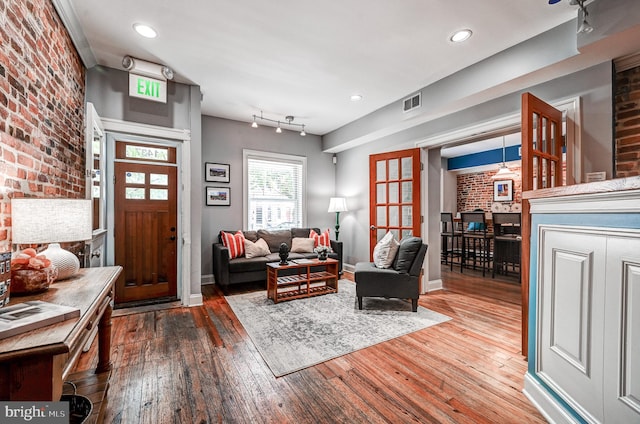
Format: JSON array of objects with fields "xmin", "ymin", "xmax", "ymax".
[{"xmin": 225, "ymin": 280, "xmax": 451, "ymax": 377}]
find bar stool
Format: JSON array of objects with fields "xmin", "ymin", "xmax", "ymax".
[
  {"xmin": 492, "ymin": 212, "xmax": 521, "ymax": 278},
  {"xmin": 440, "ymin": 212, "xmax": 462, "ymax": 270},
  {"xmin": 460, "ymin": 211, "xmax": 492, "ymax": 276}
]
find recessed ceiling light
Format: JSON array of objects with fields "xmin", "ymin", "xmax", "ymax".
[
  {"xmin": 350, "ymin": 94, "xmax": 363, "ymax": 101},
  {"xmin": 450, "ymin": 29, "xmax": 472, "ymax": 43},
  {"xmin": 133, "ymin": 23, "xmax": 157, "ymax": 39}
]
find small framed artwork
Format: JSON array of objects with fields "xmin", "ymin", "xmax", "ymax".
[
  {"xmin": 493, "ymin": 179, "xmax": 513, "ymax": 202},
  {"xmin": 206, "ymin": 186, "xmax": 230, "ymax": 206},
  {"xmin": 205, "ymin": 162, "xmax": 230, "ymax": 183}
]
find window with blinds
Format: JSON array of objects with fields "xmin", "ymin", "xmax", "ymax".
[{"xmin": 243, "ymin": 150, "xmax": 306, "ymax": 230}]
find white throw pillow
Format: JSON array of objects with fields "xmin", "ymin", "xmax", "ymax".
[
  {"xmin": 291, "ymin": 237, "xmax": 315, "ymax": 253},
  {"xmin": 373, "ymin": 231, "xmax": 400, "ymax": 269},
  {"xmin": 244, "ymin": 238, "xmax": 270, "ymax": 259}
]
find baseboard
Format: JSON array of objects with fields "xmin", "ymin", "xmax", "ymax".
[
  {"xmin": 426, "ymin": 278, "xmax": 443, "ymax": 292},
  {"xmin": 188, "ymin": 293, "xmax": 204, "ymax": 307},
  {"xmin": 523, "ymin": 373, "xmax": 579, "ymax": 424},
  {"xmin": 343, "ymin": 263, "xmax": 355, "ymax": 273},
  {"xmin": 201, "ymin": 273, "xmax": 215, "ymax": 285}
]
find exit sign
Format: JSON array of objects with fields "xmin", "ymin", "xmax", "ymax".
[{"xmin": 129, "ymin": 74, "xmax": 167, "ymax": 103}]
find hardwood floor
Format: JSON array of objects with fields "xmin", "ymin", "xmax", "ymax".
[{"xmin": 74, "ymin": 268, "xmax": 545, "ymax": 423}]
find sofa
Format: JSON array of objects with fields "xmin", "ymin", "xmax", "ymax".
[{"xmin": 213, "ymin": 227, "xmax": 343, "ymax": 292}]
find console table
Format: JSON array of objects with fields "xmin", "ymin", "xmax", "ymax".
[{"xmin": 0, "ymin": 266, "xmax": 122, "ymax": 402}]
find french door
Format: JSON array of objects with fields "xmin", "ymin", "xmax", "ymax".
[
  {"xmin": 521, "ymin": 92, "xmax": 564, "ymax": 356},
  {"xmin": 369, "ymin": 148, "xmax": 421, "ymax": 259},
  {"xmin": 114, "ymin": 141, "xmax": 178, "ymax": 305}
]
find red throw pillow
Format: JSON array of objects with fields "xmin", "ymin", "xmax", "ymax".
[
  {"xmin": 221, "ymin": 231, "xmax": 245, "ymax": 259},
  {"xmin": 310, "ymin": 229, "xmax": 331, "ymax": 247}
]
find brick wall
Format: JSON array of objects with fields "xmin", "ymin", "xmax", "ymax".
[
  {"xmin": 0, "ymin": 0, "xmax": 85, "ymax": 249},
  {"xmin": 456, "ymin": 165, "xmax": 522, "ymax": 213},
  {"xmin": 615, "ymin": 65, "xmax": 640, "ymax": 177}
]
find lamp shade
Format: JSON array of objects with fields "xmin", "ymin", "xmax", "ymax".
[
  {"xmin": 328, "ymin": 197, "xmax": 348, "ymax": 213},
  {"xmin": 12, "ymin": 199, "xmax": 93, "ymax": 244}
]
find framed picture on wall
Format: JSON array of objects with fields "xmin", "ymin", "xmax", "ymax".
[
  {"xmin": 206, "ymin": 186, "xmax": 230, "ymax": 206},
  {"xmin": 205, "ymin": 162, "xmax": 230, "ymax": 183},
  {"xmin": 493, "ymin": 179, "xmax": 513, "ymax": 202}
]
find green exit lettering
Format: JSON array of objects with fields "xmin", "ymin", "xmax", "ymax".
[{"xmin": 137, "ymin": 78, "xmax": 160, "ymax": 98}]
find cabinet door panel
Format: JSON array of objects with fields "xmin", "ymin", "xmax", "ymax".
[
  {"xmin": 604, "ymin": 236, "xmax": 640, "ymax": 422},
  {"xmin": 538, "ymin": 227, "xmax": 606, "ymax": 423}
]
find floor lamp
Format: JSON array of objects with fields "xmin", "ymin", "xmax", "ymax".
[{"xmin": 328, "ymin": 197, "xmax": 348, "ymax": 241}]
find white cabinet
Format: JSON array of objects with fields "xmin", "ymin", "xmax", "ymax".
[
  {"xmin": 524, "ymin": 184, "xmax": 640, "ymax": 424},
  {"xmin": 536, "ymin": 226, "xmax": 640, "ymax": 423}
]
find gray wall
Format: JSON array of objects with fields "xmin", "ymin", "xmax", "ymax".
[
  {"xmin": 334, "ymin": 62, "xmax": 614, "ymax": 270},
  {"xmin": 85, "ymin": 65, "xmax": 203, "ymax": 299},
  {"xmin": 201, "ymin": 116, "xmax": 336, "ymax": 276}
]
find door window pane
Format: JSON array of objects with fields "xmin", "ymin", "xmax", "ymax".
[
  {"xmin": 388, "ymin": 159, "xmax": 399, "ymax": 180},
  {"xmin": 126, "ymin": 172, "xmax": 145, "ymax": 184},
  {"xmin": 401, "ymin": 157, "xmax": 412, "ymax": 179},
  {"xmin": 389, "ymin": 206, "xmax": 399, "ymax": 226},
  {"xmin": 125, "ymin": 145, "xmax": 169, "ymax": 161},
  {"xmin": 150, "ymin": 189, "xmax": 168, "ymax": 200},
  {"xmin": 401, "ymin": 229, "xmax": 413, "ymax": 239},
  {"xmin": 377, "ymin": 229, "xmax": 387, "ymax": 241},
  {"xmin": 376, "ymin": 160, "xmax": 386, "ymax": 181},
  {"xmin": 389, "ymin": 182, "xmax": 399, "ymax": 203},
  {"xmin": 402, "ymin": 206, "xmax": 412, "ymax": 226},
  {"xmin": 376, "ymin": 183, "xmax": 386, "ymax": 203},
  {"xmin": 150, "ymin": 173, "xmax": 168, "ymax": 186},
  {"xmin": 125, "ymin": 188, "xmax": 145, "ymax": 199},
  {"xmin": 376, "ymin": 206, "xmax": 387, "ymax": 227},
  {"xmin": 401, "ymin": 182, "xmax": 412, "ymax": 203}
]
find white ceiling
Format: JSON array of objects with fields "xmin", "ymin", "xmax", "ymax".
[{"xmin": 63, "ymin": 0, "xmax": 582, "ymax": 136}]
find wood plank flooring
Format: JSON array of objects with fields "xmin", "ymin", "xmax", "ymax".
[{"xmin": 74, "ymin": 267, "xmax": 545, "ymax": 423}]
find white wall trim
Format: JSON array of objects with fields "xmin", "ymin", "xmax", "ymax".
[
  {"xmin": 101, "ymin": 118, "xmax": 193, "ymax": 307},
  {"xmin": 528, "ymin": 189, "xmax": 640, "ymax": 214},
  {"xmin": 524, "ymin": 373, "xmax": 580, "ymax": 424},
  {"xmin": 426, "ymin": 279, "xmax": 443, "ymax": 292}
]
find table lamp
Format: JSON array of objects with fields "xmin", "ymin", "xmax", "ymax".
[
  {"xmin": 328, "ymin": 197, "xmax": 348, "ymax": 241},
  {"xmin": 11, "ymin": 199, "xmax": 92, "ymax": 280}
]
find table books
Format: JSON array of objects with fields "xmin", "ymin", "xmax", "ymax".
[{"xmin": 0, "ymin": 300, "xmax": 80, "ymax": 340}]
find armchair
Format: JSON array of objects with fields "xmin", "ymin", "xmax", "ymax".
[{"xmin": 354, "ymin": 237, "xmax": 428, "ymax": 312}]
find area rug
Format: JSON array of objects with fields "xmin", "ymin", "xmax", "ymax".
[{"xmin": 225, "ymin": 280, "xmax": 451, "ymax": 377}]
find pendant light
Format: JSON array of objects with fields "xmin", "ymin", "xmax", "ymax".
[{"xmin": 492, "ymin": 136, "xmax": 517, "ymax": 179}]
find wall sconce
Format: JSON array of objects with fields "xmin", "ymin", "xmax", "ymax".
[{"xmin": 251, "ymin": 111, "xmax": 307, "ymax": 136}]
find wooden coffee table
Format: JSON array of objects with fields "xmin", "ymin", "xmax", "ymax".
[{"xmin": 267, "ymin": 258, "xmax": 338, "ymax": 303}]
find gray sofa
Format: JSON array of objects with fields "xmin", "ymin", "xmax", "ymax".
[{"xmin": 212, "ymin": 227, "xmax": 343, "ymax": 292}]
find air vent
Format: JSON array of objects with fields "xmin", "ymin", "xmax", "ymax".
[{"xmin": 403, "ymin": 92, "xmax": 421, "ymax": 113}]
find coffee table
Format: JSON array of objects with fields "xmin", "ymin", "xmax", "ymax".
[{"xmin": 267, "ymin": 258, "xmax": 339, "ymax": 303}]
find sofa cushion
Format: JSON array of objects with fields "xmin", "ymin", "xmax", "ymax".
[
  {"xmin": 244, "ymin": 238, "xmax": 270, "ymax": 259},
  {"xmin": 393, "ymin": 237, "xmax": 422, "ymax": 273},
  {"xmin": 291, "ymin": 237, "xmax": 315, "ymax": 253},
  {"xmin": 310, "ymin": 229, "xmax": 331, "ymax": 247},
  {"xmin": 220, "ymin": 231, "xmax": 245, "ymax": 259},
  {"xmin": 219, "ymin": 230, "xmax": 258, "ymax": 243},
  {"xmin": 373, "ymin": 231, "xmax": 399, "ymax": 269},
  {"xmin": 257, "ymin": 229, "xmax": 292, "ymax": 253},
  {"xmin": 228, "ymin": 255, "xmax": 271, "ymax": 273}
]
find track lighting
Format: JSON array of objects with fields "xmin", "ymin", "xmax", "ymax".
[
  {"xmin": 250, "ymin": 111, "xmax": 308, "ymax": 136},
  {"xmin": 549, "ymin": 0, "xmax": 594, "ymax": 34}
]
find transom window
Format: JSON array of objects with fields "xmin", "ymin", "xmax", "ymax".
[{"xmin": 243, "ymin": 150, "xmax": 306, "ymax": 230}]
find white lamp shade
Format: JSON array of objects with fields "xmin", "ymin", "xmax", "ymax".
[
  {"xmin": 11, "ymin": 199, "xmax": 93, "ymax": 244},
  {"xmin": 328, "ymin": 197, "xmax": 348, "ymax": 213}
]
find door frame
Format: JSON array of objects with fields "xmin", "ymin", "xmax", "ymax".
[{"xmin": 101, "ymin": 118, "xmax": 193, "ymax": 306}]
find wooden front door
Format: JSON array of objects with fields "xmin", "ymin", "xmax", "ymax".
[
  {"xmin": 369, "ymin": 148, "xmax": 421, "ymax": 259},
  {"xmin": 114, "ymin": 141, "xmax": 178, "ymax": 305},
  {"xmin": 521, "ymin": 92, "xmax": 564, "ymax": 357}
]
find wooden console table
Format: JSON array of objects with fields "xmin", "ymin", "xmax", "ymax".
[
  {"xmin": 0, "ymin": 266, "xmax": 122, "ymax": 403},
  {"xmin": 267, "ymin": 258, "xmax": 338, "ymax": 303}
]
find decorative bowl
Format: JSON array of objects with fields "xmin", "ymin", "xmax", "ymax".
[{"xmin": 10, "ymin": 267, "xmax": 58, "ymax": 295}]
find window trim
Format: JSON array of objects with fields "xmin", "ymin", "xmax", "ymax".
[{"xmin": 243, "ymin": 149, "xmax": 307, "ymax": 230}]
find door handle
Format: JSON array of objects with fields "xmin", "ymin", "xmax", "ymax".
[{"xmin": 370, "ymin": 225, "xmax": 377, "ymax": 230}]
